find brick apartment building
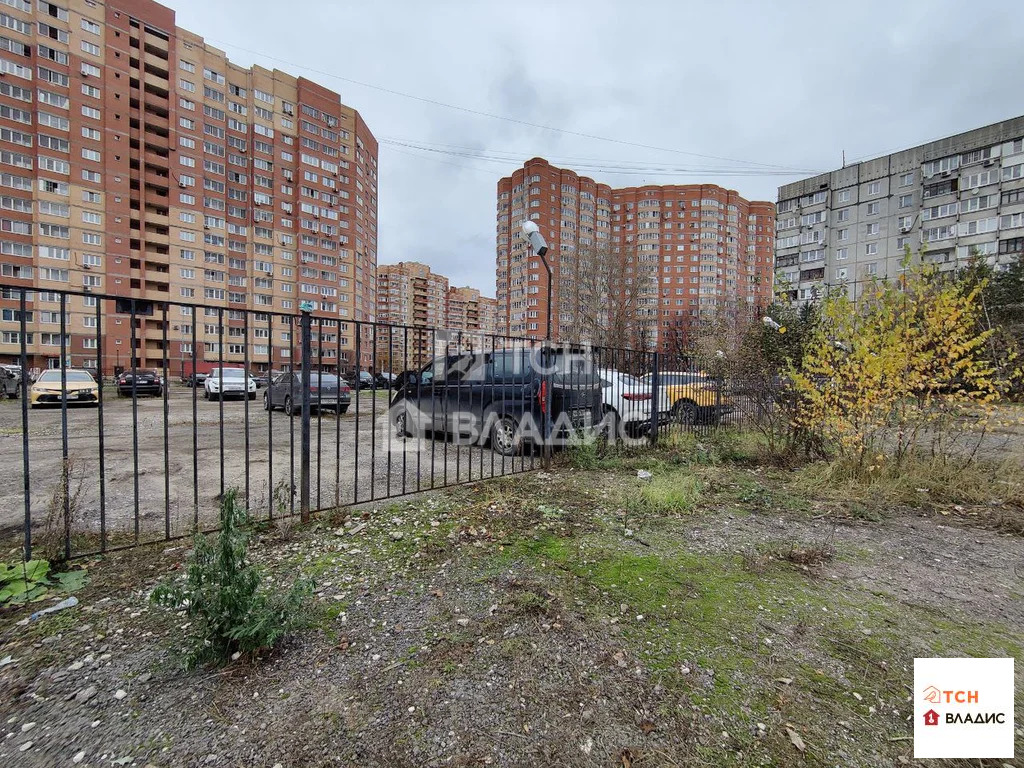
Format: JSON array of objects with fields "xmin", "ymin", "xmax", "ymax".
[
  {"xmin": 375, "ymin": 262, "xmax": 499, "ymax": 372},
  {"xmin": 0, "ymin": 0, "xmax": 378, "ymax": 377},
  {"xmin": 496, "ymin": 158, "xmax": 775, "ymax": 349},
  {"xmin": 375, "ymin": 261, "xmax": 447, "ymax": 371},
  {"xmin": 446, "ymin": 285, "xmax": 498, "ymax": 338}
]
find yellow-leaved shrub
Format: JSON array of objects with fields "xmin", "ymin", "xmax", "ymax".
[{"xmin": 787, "ymin": 252, "xmax": 1016, "ymax": 469}]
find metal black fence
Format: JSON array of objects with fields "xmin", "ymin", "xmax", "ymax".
[{"xmin": 0, "ymin": 284, "xmax": 758, "ymax": 561}]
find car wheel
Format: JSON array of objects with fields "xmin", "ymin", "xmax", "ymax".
[
  {"xmin": 263, "ymin": 392, "xmax": 271, "ymax": 411},
  {"xmin": 203, "ymin": 388, "xmax": 210, "ymax": 400},
  {"xmin": 672, "ymin": 400, "xmax": 697, "ymax": 426},
  {"xmin": 248, "ymin": 392, "xmax": 256, "ymax": 401},
  {"xmin": 284, "ymin": 395, "xmax": 295, "ymax": 416},
  {"xmin": 338, "ymin": 405, "xmax": 348, "ymax": 415},
  {"xmin": 490, "ymin": 414, "xmax": 521, "ymax": 457}
]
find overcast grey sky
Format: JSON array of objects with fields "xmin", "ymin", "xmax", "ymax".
[{"xmin": 172, "ymin": 0, "xmax": 1024, "ymax": 298}]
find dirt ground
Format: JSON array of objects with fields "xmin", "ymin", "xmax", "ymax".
[
  {"xmin": 0, "ymin": 385, "xmax": 535, "ymax": 555},
  {"xmin": 0, "ymin": 440, "xmax": 1021, "ymax": 768}
]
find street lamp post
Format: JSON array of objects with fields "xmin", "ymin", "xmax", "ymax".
[
  {"xmin": 522, "ymin": 220, "xmax": 554, "ymax": 468},
  {"xmin": 521, "ymin": 221, "xmax": 552, "ymax": 340}
]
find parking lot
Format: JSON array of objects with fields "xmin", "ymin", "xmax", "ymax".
[{"xmin": 0, "ymin": 384, "xmax": 538, "ymax": 553}]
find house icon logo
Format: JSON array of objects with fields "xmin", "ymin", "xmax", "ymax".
[
  {"xmin": 922, "ymin": 685, "xmax": 941, "ymax": 704},
  {"xmin": 923, "ymin": 709, "xmax": 940, "ymax": 726}
]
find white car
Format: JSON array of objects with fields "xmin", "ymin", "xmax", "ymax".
[
  {"xmin": 596, "ymin": 368, "xmax": 654, "ymax": 437},
  {"xmin": 204, "ymin": 367, "xmax": 257, "ymax": 401}
]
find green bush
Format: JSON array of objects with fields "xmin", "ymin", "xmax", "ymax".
[{"xmin": 151, "ymin": 489, "xmax": 312, "ymax": 668}]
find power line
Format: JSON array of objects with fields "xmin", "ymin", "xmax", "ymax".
[
  {"xmin": 380, "ymin": 137, "xmax": 821, "ymax": 175},
  {"xmin": 381, "ymin": 139, "xmax": 811, "ymax": 178},
  {"xmin": 207, "ymin": 37, "xmax": 815, "ymax": 174}
]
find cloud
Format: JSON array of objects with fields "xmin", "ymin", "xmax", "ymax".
[{"xmin": 170, "ymin": 0, "xmax": 1024, "ymax": 302}]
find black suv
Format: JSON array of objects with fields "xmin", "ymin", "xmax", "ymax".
[{"xmin": 390, "ymin": 346, "xmax": 602, "ymax": 456}]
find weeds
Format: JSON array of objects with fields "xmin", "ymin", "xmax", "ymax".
[
  {"xmin": 151, "ymin": 488, "xmax": 312, "ymax": 668},
  {"xmin": 796, "ymin": 451, "xmax": 1024, "ymax": 510},
  {"xmin": 627, "ymin": 473, "xmax": 702, "ymax": 517},
  {"xmin": 779, "ymin": 538, "xmax": 836, "ymax": 568},
  {"xmin": 38, "ymin": 457, "xmax": 86, "ymax": 565}
]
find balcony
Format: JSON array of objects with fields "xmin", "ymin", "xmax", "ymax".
[
  {"xmin": 144, "ymin": 231, "xmax": 170, "ymax": 247},
  {"xmin": 143, "ymin": 72, "xmax": 169, "ymax": 98},
  {"xmin": 143, "ymin": 170, "xmax": 170, "ymax": 191},
  {"xmin": 144, "ymin": 280, "xmax": 169, "ymax": 294},
  {"xmin": 142, "ymin": 111, "xmax": 169, "ymax": 132},
  {"xmin": 143, "ymin": 51, "xmax": 169, "ymax": 75}
]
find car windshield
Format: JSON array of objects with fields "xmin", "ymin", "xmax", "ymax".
[
  {"xmin": 125, "ymin": 369, "xmax": 157, "ymax": 376},
  {"xmin": 313, "ymin": 374, "xmax": 339, "ymax": 385},
  {"xmin": 38, "ymin": 370, "xmax": 94, "ymax": 384},
  {"xmin": 214, "ymin": 369, "xmax": 246, "ymax": 379},
  {"xmin": 617, "ymin": 373, "xmax": 641, "ymax": 386}
]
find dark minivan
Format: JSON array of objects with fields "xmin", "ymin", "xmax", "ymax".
[{"xmin": 390, "ymin": 346, "xmax": 602, "ymax": 456}]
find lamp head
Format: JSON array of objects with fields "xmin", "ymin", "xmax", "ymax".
[{"xmin": 520, "ymin": 220, "xmax": 548, "ymax": 257}]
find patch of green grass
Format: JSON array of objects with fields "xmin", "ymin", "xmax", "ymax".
[
  {"xmin": 628, "ymin": 473, "xmax": 702, "ymax": 515},
  {"xmin": 500, "ymin": 520, "xmax": 1022, "ymax": 764}
]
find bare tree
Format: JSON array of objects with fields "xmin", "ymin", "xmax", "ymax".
[{"xmin": 558, "ymin": 244, "xmax": 655, "ymax": 349}]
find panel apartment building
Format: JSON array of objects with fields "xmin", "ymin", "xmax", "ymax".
[
  {"xmin": 0, "ymin": 0, "xmax": 378, "ymax": 376},
  {"xmin": 775, "ymin": 115, "xmax": 1024, "ymax": 304},
  {"xmin": 496, "ymin": 158, "xmax": 775, "ymax": 348}
]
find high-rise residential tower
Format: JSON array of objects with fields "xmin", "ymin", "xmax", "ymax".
[
  {"xmin": 496, "ymin": 158, "xmax": 775, "ymax": 348},
  {"xmin": 0, "ymin": 0, "xmax": 378, "ymax": 375}
]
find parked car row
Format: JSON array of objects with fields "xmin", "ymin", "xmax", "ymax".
[{"xmin": 19, "ymin": 357, "xmax": 731, "ymax": 447}]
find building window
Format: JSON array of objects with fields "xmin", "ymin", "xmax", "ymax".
[
  {"xmin": 899, "ymin": 194, "xmax": 913, "ymax": 208},
  {"xmin": 868, "ymin": 181, "xmax": 881, "ymax": 195},
  {"xmin": 837, "ymin": 189, "xmax": 851, "ymax": 203}
]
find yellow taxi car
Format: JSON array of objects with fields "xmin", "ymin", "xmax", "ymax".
[
  {"xmin": 662, "ymin": 372, "xmax": 732, "ymax": 426},
  {"xmin": 29, "ymin": 368, "xmax": 100, "ymax": 408}
]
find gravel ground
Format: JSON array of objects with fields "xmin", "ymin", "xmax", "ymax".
[
  {"xmin": 0, "ymin": 455, "xmax": 1022, "ymax": 767},
  {"xmin": 0, "ymin": 386, "xmax": 536, "ymax": 555}
]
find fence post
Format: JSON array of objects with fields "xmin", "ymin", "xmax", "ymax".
[
  {"xmin": 649, "ymin": 351, "xmax": 660, "ymax": 446},
  {"xmin": 299, "ymin": 306, "xmax": 312, "ymax": 523}
]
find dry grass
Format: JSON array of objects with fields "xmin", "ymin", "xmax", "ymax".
[
  {"xmin": 779, "ymin": 538, "xmax": 835, "ymax": 568},
  {"xmin": 795, "ymin": 452, "xmax": 1024, "ymax": 506},
  {"xmin": 38, "ymin": 456, "xmax": 86, "ymax": 564}
]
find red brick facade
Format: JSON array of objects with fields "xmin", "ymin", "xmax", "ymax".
[
  {"xmin": 496, "ymin": 158, "xmax": 775, "ymax": 349},
  {"xmin": 0, "ymin": 0, "xmax": 377, "ymax": 376}
]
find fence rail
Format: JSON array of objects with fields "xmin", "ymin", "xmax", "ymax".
[{"xmin": 0, "ymin": 284, "xmax": 758, "ymax": 560}]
